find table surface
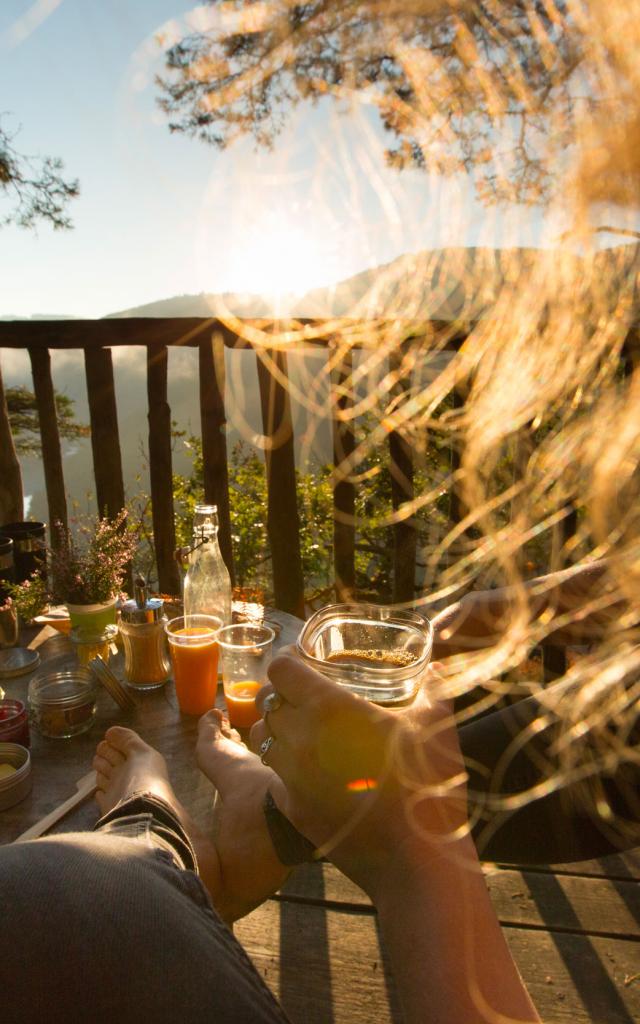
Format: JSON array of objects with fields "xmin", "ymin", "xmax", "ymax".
[
  {"xmin": 2, "ymin": 613, "xmax": 639, "ymax": 1024},
  {"xmin": 0, "ymin": 609, "xmax": 301, "ymax": 843}
]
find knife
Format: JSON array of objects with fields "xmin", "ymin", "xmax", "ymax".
[{"xmin": 14, "ymin": 770, "xmax": 98, "ymax": 842}]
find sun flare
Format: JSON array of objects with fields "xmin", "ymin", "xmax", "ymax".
[{"xmin": 225, "ymin": 211, "xmax": 332, "ymax": 298}]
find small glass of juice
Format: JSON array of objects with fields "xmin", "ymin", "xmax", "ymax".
[
  {"xmin": 165, "ymin": 615, "xmax": 222, "ymax": 715},
  {"xmin": 216, "ymin": 623, "xmax": 275, "ymax": 729}
]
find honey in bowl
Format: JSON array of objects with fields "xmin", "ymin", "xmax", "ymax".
[{"xmin": 325, "ymin": 649, "xmax": 418, "ymax": 668}]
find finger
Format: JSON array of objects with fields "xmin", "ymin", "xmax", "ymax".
[
  {"xmin": 253, "ymin": 703, "xmax": 297, "ymax": 747},
  {"xmin": 268, "ymin": 649, "xmax": 350, "ymax": 708},
  {"xmin": 249, "ymin": 717, "xmax": 271, "ymax": 753},
  {"xmin": 253, "ymin": 644, "xmax": 301, "ymax": 713},
  {"xmin": 254, "ymin": 681, "xmax": 275, "ymax": 716},
  {"xmin": 411, "ymin": 661, "xmax": 445, "ymax": 708}
]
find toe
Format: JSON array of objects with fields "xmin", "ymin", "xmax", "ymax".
[
  {"xmin": 103, "ymin": 726, "xmax": 146, "ymax": 755},
  {"xmin": 227, "ymin": 723, "xmax": 242, "ymax": 743},
  {"xmin": 95, "ymin": 740, "xmax": 125, "ymax": 767},
  {"xmin": 93, "ymin": 754, "xmax": 113, "ymax": 778},
  {"xmin": 198, "ymin": 709, "xmax": 224, "ymax": 734},
  {"xmin": 197, "ymin": 709, "xmax": 240, "ymax": 743}
]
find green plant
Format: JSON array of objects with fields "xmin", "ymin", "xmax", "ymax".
[
  {"xmin": 5, "ymin": 572, "xmax": 49, "ymax": 622},
  {"xmin": 51, "ymin": 509, "xmax": 138, "ymax": 604}
]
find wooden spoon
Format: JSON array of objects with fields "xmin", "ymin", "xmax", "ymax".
[{"xmin": 15, "ymin": 770, "xmax": 97, "ymax": 842}]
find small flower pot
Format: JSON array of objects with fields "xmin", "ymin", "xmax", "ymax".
[{"xmin": 65, "ymin": 599, "xmax": 117, "ymax": 633}]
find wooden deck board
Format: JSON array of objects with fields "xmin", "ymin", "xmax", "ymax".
[
  {"xmin": 237, "ymin": 898, "xmax": 640, "ymax": 1024},
  {"xmin": 283, "ymin": 862, "xmax": 640, "ymax": 938},
  {"xmin": 235, "ymin": 900, "xmax": 402, "ymax": 1024},
  {"xmin": 505, "ymin": 930, "xmax": 640, "ymax": 1024}
]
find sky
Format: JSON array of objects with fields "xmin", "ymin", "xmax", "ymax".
[{"xmin": 0, "ymin": 0, "xmax": 566, "ymax": 319}]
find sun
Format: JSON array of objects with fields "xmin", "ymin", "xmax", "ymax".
[{"xmin": 226, "ymin": 211, "xmax": 330, "ymax": 298}]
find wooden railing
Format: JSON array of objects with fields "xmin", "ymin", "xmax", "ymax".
[
  {"xmin": 1, "ymin": 318, "xmax": 635, "ymax": 639},
  {"xmin": 0, "ymin": 318, "xmax": 468, "ymax": 617}
]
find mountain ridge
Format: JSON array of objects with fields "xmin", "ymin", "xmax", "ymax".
[{"xmin": 105, "ymin": 242, "xmax": 640, "ymax": 322}]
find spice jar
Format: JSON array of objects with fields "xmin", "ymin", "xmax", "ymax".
[{"xmin": 119, "ymin": 576, "xmax": 170, "ymax": 690}]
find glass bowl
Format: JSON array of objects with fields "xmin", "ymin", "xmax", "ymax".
[{"xmin": 297, "ymin": 603, "xmax": 433, "ymax": 706}]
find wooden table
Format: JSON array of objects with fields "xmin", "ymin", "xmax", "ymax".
[
  {"xmin": 0, "ymin": 610, "xmax": 301, "ymax": 843},
  {"xmin": 2, "ymin": 614, "xmax": 639, "ymax": 1023}
]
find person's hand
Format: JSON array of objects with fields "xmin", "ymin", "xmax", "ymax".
[{"xmin": 250, "ymin": 651, "xmax": 468, "ymax": 899}]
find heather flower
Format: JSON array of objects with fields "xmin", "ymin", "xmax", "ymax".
[{"xmin": 51, "ymin": 509, "xmax": 138, "ymax": 604}]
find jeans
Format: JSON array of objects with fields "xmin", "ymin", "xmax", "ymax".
[{"xmin": 1, "ymin": 795, "xmax": 290, "ymax": 1024}]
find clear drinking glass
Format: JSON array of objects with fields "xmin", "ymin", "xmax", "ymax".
[
  {"xmin": 217, "ymin": 623, "xmax": 275, "ymax": 729},
  {"xmin": 165, "ymin": 614, "xmax": 222, "ymax": 715},
  {"xmin": 297, "ymin": 603, "xmax": 433, "ymax": 706}
]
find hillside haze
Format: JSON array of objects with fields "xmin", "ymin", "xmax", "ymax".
[{"xmin": 107, "ymin": 243, "xmax": 640, "ymax": 321}]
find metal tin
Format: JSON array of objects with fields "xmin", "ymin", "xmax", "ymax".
[
  {"xmin": 0, "ymin": 648, "xmax": 40, "ymax": 679},
  {"xmin": 0, "ymin": 535, "xmax": 14, "ymax": 571},
  {"xmin": 0, "ymin": 522, "xmax": 46, "ymax": 584},
  {"xmin": 0, "ymin": 742, "xmax": 32, "ymax": 810}
]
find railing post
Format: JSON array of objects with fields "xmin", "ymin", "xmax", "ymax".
[
  {"xmin": 330, "ymin": 347, "xmax": 356, "ymax": 602},
  {"xmin": 199, "ymin": 332, "xmax": 234, "ymax": 583},
  {"xmin": 389, "ymin": 343, "xmax": 416, "ymax": 604},
  {"xmin": 29, "ymin": 347, "xmax": 68, "ymax": 538},
  {"xmin": 84, "ymin": 345, "xmax": 132, "ymax": 593},
  {"xmin": 147, "ymin": 343, "xmax": 181, "ymax": 595},
  {"xmin": 0, "ymin": 357, "xmax": 23, "ymax": 523},
  {"xmin": 83, "ymin": 346, "xmax": 126, "ymax": 520},
  {"xmin": 256, "ymin": 347, "xmax": 304, "ymax": 617}
]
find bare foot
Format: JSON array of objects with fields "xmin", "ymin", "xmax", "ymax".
[
  {"xmin": 195, "ymin": 709, "xmax": 292, "ymax": 922},
  {"xmin": 92, "ymin": 727, "xmax": 222, "ymax": 909}
]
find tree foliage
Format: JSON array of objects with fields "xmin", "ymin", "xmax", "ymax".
[
  {"xmin": 6, "ymin": 385, "xmax": 90, "ymax": 455},
  {"xmin": 170, "ymin": 428, "xmax": 456, "ymax": 605},
  {"xmin": 0, "ymin": 118, "xmax": 79, "ymax": 230},
  {"xmin": 172, "ymin": 438, "xmax": 333, "ymax": 598},
  {"xmin": 158, "ymin": 0, "xmax": 581, "ymax": 204}
]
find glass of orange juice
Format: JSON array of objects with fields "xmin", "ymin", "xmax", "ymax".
[
  {"xmin": 216, "ymin": 623, "xmax": 275, "ymax": 729},
  {"xmin": 165, "ymin": 614, "xmax": 222, "ymax": 715}
]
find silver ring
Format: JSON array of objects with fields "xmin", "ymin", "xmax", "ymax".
[
  {"xmin": 260, "ymin": 735, "xmax": 275, "ymax": 765},
  {"xmin": 263, "ymin": 692, "xmax": 283, "ymax": 717}
]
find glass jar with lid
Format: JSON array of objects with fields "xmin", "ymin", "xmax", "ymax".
[
  {"xmin": 28, "ymin": 668, "xmax": 97, "ymax": 738},
  {"xmin": 119, "ymin": 576, "xmax": 170, "ymax": 690}
]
